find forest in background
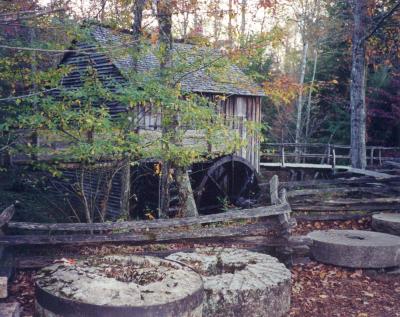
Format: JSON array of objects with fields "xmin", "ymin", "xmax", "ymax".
[{"xmin": 1, "ymin": 0, "xmax": 399, "ymax": 147}]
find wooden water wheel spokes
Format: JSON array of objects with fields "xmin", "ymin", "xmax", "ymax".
[{"xmin": 194, "ymin": 155, "xmax": 260, "ymax": 214}]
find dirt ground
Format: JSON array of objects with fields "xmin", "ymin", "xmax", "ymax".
[{"xmin": 4, "ymin": 217, "xmax": 400, "ymax": 317}]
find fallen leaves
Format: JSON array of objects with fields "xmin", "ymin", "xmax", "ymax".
[
  {"xmin": 361, "ymin": 291, "xmax": 374, "ymax": 298},
  {"xmin": 7, "ymin": 271, "xmax": 35, "ymax": 316},
  {"xmin": 54, "ymin": 257, "xmax": 76, "ymax": 265},
  {"xmin": 290, "ymin": 261, "xmax": 400, "ymax": 317},
  {"xmin": 293, "ymin": 217, "xmax": 371, "ymax": 235},
  {"xmin": 7, "ymin": 217, "xmax": 400, "ymax": 317}
]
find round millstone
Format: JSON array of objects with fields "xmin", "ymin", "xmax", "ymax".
[
  {"xmin": 167, "ymin": 247, "xmax": 291, "ymax": 317},
  {"xmin": 308, "ymin": 229, "xmax": 400, "ymax": 268},
  {"xmin": 372, "ymin": 213, "xmax": 400, "ymax": 236},
  {"xmin": 35, "ymin": 255, "xmax": 203, "ymax": 317}
]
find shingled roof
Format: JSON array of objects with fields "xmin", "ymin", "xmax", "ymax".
[{"xmin": 91, "ymin": 26, "xmax": 265, "ymax": 97}]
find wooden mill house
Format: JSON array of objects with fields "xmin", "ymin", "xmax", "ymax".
[
  {"xmin": 21, "ymin": 25, "xmax": 265, "ymax": 218},
  {"xmin": 61, "ymin": 26, "xmax": 264, "ymax": 167}
]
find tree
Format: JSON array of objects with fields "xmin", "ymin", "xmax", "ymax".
[
  {"xmin": 156, "ymin": 0, "xmax": 199, "ymax": 218},
  {"xmin": 350, "ymin": 0, "xmax": 368, "ymax": 169},
  {"xmin": 350, "ymin": 0, "xmax": 400, "ymax": 168}
]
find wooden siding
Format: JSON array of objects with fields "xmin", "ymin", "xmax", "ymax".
[
  {"xmin": 216, "ymin": 95, "xmax": 261, "ymax": 171},
  {"xmin": 59, "ymin": 48, "xmax": 261, "ymax": 170}
]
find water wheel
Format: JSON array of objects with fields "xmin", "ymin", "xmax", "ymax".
[
  {"xmin": 191, "ymin": 155, "xmax": 260, "ymax": 214},
  {"xmin": 132, "ymin": 155, "xmax": 260, "ymax": 218}
]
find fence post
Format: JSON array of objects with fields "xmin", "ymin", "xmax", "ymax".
[
  {"xmin": 326, "ymin": 144, "xmax": 331, "ymax": 165},
  {"xmin": 332, "ymin": 147, "xmax": 336, "ymax": 172},
  {"xmin": 270, "ymin": 175, "xmax": 280, "ymax": 205},
  {"xmin": 370, "ymin": 147, "xmax": 374, "ymax": 166},
  {"xmin": 281, "ymin": 146, "xmax": 285, "ymax": 167}
]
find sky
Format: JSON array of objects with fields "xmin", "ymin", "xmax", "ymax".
[{"xmin": 37, "ymin": 0, "xmax": 284, "ymax": 37}]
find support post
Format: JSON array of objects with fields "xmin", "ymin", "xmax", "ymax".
[
  {"xmin": 281, "ymin": 146, "xmax": 285, "ymax": 167},
  {"xmin": 0, "ymin": 204, "xmax": 16, "ymax": 299},
  {"xmin": 269, "ymin": 175, "xmax": 279, "ymax": 205},
  {"xmin": 370, "ymin": 147, "xmax": 374, "ymax": 166},
  {"xmin": 120, "ymin": 160, "xmax": 130, "ymax": 220},
  {"xmin": 269, "ymin": 176, "xmax": 294, "ymax": 266},
  {"xmin": 332, "ymin": 147, "xmax": 336, "ymax": 172},
  {"xmin": 326, "ymin": 144, "xmax": 331, "ymax": 165}
]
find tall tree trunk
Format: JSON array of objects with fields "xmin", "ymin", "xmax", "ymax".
[
  {"xmin": 228, "ymin": 0, "xmax": 233, "ymax": 45},
  {"xmin": 120, "ymin": 159, "xmax": 131, "ymax": 219},
  {"xmin": 193, "ymin": 0, "xmax": 199, "ymax": 32},
  {"xmin": 119, "ymin": 0, "xmax": 147, "ymax": 220},
  {"xmin": 133, "ymin": 0, "xmax": 146, "ymax": 45},
  {"xmin": 175, "ymin": 167, "xmax": 198, "ymax": 217},
  {"xmin": 305, "ymin": 48, "xmax": 318, "ymax": 141},
  {"xmin": 29, "ymin": 27, "xmax": 39, "ymax": 160},
  {"xmin": 295, "ymin": 41, "xmax": 308, "ymax": 160},
  {"xmin": 240, "ymin": 0, "xmax": 247, "ymax": 41},
  {"xmin": 100, "ymin": 0, "xmax": 106, "ymax": 22},
  {"xmin": 156, "ymin": 0, "xmax": 198, "ymax": 218},
  {"xmin": 213, "ymin": 3, "xmax": 219, "ymax": 42},
  {"xmin": 157, "ymin": 0, "xmax": 173, "ymax": 218},
  {"xmin": 350, "ymin": 0, "xmax": 367, "ymax": 169}
]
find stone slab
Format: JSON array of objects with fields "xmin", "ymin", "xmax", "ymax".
[
  {"xmin": 307, "ymin": 229, "xmax": 400, "ymax": 268},
  {"xmin": 167, "ymin": 247, "xmax": 291, "ymax": 317},
  {"xmin": 372, "ymin": 213, "xmax": 400, "ymax": 236},
  {"xmin": 0, "ymin": 302, "xmax": 20, "ymax": 317},
  {"xmin": 35, "ymin": 255, "xmax": 203, "ymax": 317}
]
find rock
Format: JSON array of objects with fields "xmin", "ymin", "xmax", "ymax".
[
  {"xmin": 35, "ymin": 255, "xmax": 203, "ymax": 317},
  {"xmin": 0, "ymin": 302, "xmax": 20, "ymax": 317},
  {"xmin": 167, "ymin": 247, "xmax": 291, "ymax": 317},
  {"xmin": 308, "ymin": 229, "xmax": 400, "ymax": 268},
  {"xmin": 372, "ymin": 213, "xmax": 400, "ymax": 236}
]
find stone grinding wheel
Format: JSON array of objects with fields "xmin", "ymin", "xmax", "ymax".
[
  {"xmin": 308, "ymin": 229, "xmax": 400, "ymax": 268},
  {"xmin": 34, "ymin": 255, "xmax": 204, "ymax": 317},
  {"xmin": 372, "ymin": 213, "xmax": 400, "ymax": 236},
  {"xmin": 167, "ymin": 247, "xmax": 291, "ymax": 317}
]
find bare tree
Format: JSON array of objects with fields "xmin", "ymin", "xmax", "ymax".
[{"xmin": 304, "ymin": 48, "xmax": 318, "ymax": 140}]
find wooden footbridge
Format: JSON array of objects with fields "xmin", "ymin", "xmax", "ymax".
[{"xmin": 260, "ymin": 143, "xmax": 400, "ymax": 178}]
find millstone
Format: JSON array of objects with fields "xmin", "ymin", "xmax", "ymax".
[
  {"xmin": 372, "ymin": 213, "xmax": 400, "ymax": 236},
  {"xmin": 167, "ymin": 247, "xmax": 291, "ymax": 317},
  {"xmin": 307, "ymin": 229, "xmax": 400, "ymax": 268},
  {"xmin": 34, "ymin": 255, "xmax": 203, "ymax": 317}
]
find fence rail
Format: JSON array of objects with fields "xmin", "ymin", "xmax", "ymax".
[
  {"xmin": 261, "ymin": 143, "xmax": 400, "ymax": 168},
  {"xmin": 0, "ymin": 176, "xmax": 294, "ymax": 247}
]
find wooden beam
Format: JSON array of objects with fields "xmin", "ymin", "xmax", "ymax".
[
  {"xmin": 8, "ymin": 203, "xmax": 291, "ymax": 232},
  {"xmin": 0, "ymin": 222, "xmax": 285, "ymax": 246}
]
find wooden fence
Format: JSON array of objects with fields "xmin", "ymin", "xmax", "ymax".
[
  {"xmin": 274, "ymin": 161, "xmax": 400, "ymax": 222},
  {"xmin": 0, "ymin": 176, "xmax": 307, "ymax": 281},
  {"xmin": 261, "ymin": 143, "xmax": 400, "ymax": 167}
]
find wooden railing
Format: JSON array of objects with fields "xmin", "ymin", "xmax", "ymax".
[{"xmin": 261, "ymin": 143, "xmax": 400, "ymax": 167}]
